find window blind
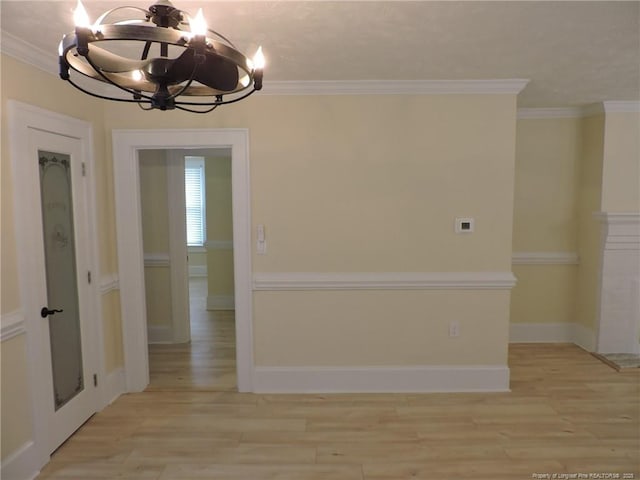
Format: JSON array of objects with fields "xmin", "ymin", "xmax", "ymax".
[{"xmin": 184, "ymin": 158, "xmax": 206, "ymax": 246}]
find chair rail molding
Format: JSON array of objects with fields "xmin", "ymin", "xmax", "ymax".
[
  {"xmin": 143, "ymin": 253, "xmax": 171, "ymax": 267},
  {"xmin": 1, "ymin": 309, "xmax": 26, "ymax": 342},
  {"xmin": 99, "ymin": 274, "xmax": 120, "ymax": 295},
  {"xmin": 512, "ymin": 252, "xmax": 579, "ymax": 265},
  {"xmin": 253, "ymin": 271, "xmax": 517, "ymax": 291}
]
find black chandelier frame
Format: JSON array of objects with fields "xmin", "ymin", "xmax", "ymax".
[{"xmin": 59, "ymin": 2, "xmax": 264, "ymax": 113}]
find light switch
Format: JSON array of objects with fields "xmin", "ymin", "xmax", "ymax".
[{"xmin": 257, "ymin": 224, "xmax": 267, "ymax": 254}]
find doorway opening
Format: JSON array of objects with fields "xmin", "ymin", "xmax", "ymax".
[
  {"xmin": 138, "ymin": 148, "xmax": 237, "ymax": 391},
  {"xmin": 112, "ymin": 128, "xmax": 254, "ymax": 393}
]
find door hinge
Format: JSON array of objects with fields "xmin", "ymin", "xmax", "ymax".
[
  {"xmin": 88, "ymin": 271, "xmax": 92, "ymax": 284},
  {"xmin": 93, "ymin": 374, "xmax": 98, "ymax": 387},
  {"xmin": 82, "ymin": 162, "xmax": 86, "ymax": 176}
]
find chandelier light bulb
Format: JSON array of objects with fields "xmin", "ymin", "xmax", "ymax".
[
  {"xmin": 189, "ymin": 8, "xmax": 208, "ymax": 37},
  {"xmin": 131, "ymin": 70, "xmax": 144, "ymax": 82},
  {"xmin": 73, "ymin": 0, "xmax": 91, "ymax": 28},
  {"xmin": 253, "ymin": 46, "xmax": 265, "ymax": 70}
]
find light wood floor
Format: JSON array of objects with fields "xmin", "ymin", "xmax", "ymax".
[
  {"xmin": 147, "ymin": 278, "xmax": 237, "ymax": 391},
  {"xmin": 37, "ymin": 293, "xmax": 639, "ymax": 479}
]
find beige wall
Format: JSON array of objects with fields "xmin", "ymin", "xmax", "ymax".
[
  {"xmin": 104, "ymin": 95, "xmax": 517, "ymax": 271},
  {"xmin": 512, "ymin": 118, "xmax": 581, "ymax": 252},
  {"xmin": 140, "ymin": 150, "xmax": 170, "ymax": 253},
  {"xmin": 510, "ymin": 117, "xmax": 581, "ymax": 325},
  {"xmin": 254, "ymin": 290, "xmax": 511, "ymax": 366},
  {"xmin": 139, "ymin": 150, "xmax": 173, "ymax": 329},
  {"xmin": 510, "ymin": 265, "xmax": 577, "ymax": 325},
  {"xmin": 251, "ymin": 96, "xmax": 517, "ymax": 273},
  {"xmin": 511, "ymin": 111, "xmax": 639, "ymax": 337},
  {"xmin": 205, "ymin": 156, "xmax": 235, "ymax": 303},
  {"xmin": 102, "ymin": 94, "xmax": 519, "ymax": 367},
  {"xmin": 188, "ymin": 249, "xmax": 207, "ymax": 270},
  {"xmin": 102, "ymin": 290, "xmax": 124, "ymax": 372},
  {"xmin": 576, "ymin": 114, "xmax": 605, "ymax": 330},
  {"xmin": 0, "ymin": 335, "xmax": 33, "ymax": 459},
  {"xmin": 601, "ymin": 111, "xmax": 640, "ymax": 213}
]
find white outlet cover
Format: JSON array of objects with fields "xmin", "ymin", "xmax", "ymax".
[{"xmin": 455, "ymin": 217, "xmax": 475, "ymax": 233}]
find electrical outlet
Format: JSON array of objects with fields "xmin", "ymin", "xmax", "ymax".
[{"xmin": 449, "ymin": 320, "xmax": 460, "ymax": 337}]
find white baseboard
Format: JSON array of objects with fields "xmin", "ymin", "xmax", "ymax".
[
  {"xmin": 147, "ymin": 325, "xmax": 173, "ymax": 344},
  {"xmin": 102, "ymin": 368, "xmax": 125, "ymax": 407},
  {"xmin": 0, "ymin": 440, "xmax": 41, "ymax": 480},
  {"xmin": 207, "ymin": 295, "xmax": 235, "ymax": 310},
  {"xmin": 188, "ymin": 265, "xmax": 207, "ymax": 278},
  {"xmin": 253, "ymin": 365, "xmax": 510, "ymax": 394},
  {"xmin": 509, "ymin": 322, "xmax": 596, "ymax": 351},
  {"xmin": 509, "ymin": 322, "xmax": 574, "ymax": 343}
]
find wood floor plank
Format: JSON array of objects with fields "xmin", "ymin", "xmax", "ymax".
[
  {"xmin": 362, "ymin": 460, "xmax": 567, "ymax": 480},
  {"xmin": 125, "ymin": 443, "xmax": 317, "ymax": 466},
  {"xmin": 159, "ymin": 463, "xmax": 364, "ymax": 480}
]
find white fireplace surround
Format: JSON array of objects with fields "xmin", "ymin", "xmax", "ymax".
[{"xmin": 595, "ymin": 212, "xmax": 640, "ymax": 354}]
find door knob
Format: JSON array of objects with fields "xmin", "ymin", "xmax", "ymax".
[{"xmin": 41, "ymin": 307, "xmax": 63, "ymax": 318}]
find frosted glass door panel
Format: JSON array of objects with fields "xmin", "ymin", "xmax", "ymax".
[{"xmin": 38, "ymin": 150, "xmax": 84, "ymax": 410}]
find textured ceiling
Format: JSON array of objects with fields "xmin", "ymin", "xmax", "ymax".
[{"xmin": 1, "ymin": 1, "xmax": 638, "ymax": 107}]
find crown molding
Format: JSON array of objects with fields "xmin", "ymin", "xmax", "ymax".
[
  {"xmin": 1, "ymin": 31, "xmax": 633, "ymax": 107},
  {"xmin": 517, "ymin": 102, "xmax": 640, "ymax": 119},
  {"xmin": 262, "ymin": 79, "xmax": 530, "ymax": 96},
  {"xmin": 603, "ymin": 101, "xmax": 640, "ymax": 114},
  {"xmin": 1, "ymin": 29, "xmax": 58, "ymax": 76},
  {"xmin": 0, "ymin": 33, "xmax": 528, "ymax": 97},
  {"xmin": 593, "ymin": 212, "xmax": 640, "ymax": 225}
]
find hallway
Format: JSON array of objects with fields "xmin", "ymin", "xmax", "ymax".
[{"xmin": 147, "ymin": 278, "xmax": 237, "ymax": 391}]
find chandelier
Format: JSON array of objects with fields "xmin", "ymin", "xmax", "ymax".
[{"xmin": 59, "ymin": 0, "xmax": 265, "ymax": 113}]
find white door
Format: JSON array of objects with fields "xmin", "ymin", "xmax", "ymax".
[{"xmin": 27, "ymin": 128, "xmax": 98, "ymax": 454}]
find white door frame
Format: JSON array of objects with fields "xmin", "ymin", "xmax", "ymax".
[
  {"xmin": 112, "ymin": 129, "xmax": 254, "ymax": 392},
  {"xmin": 8, "ymin": 101, "xmax": 104, "ymax": 472}
]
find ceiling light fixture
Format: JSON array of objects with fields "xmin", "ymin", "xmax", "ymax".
[{"xmin": 59, "ymin": 0, "xmax": 265, "ymax": 113}]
